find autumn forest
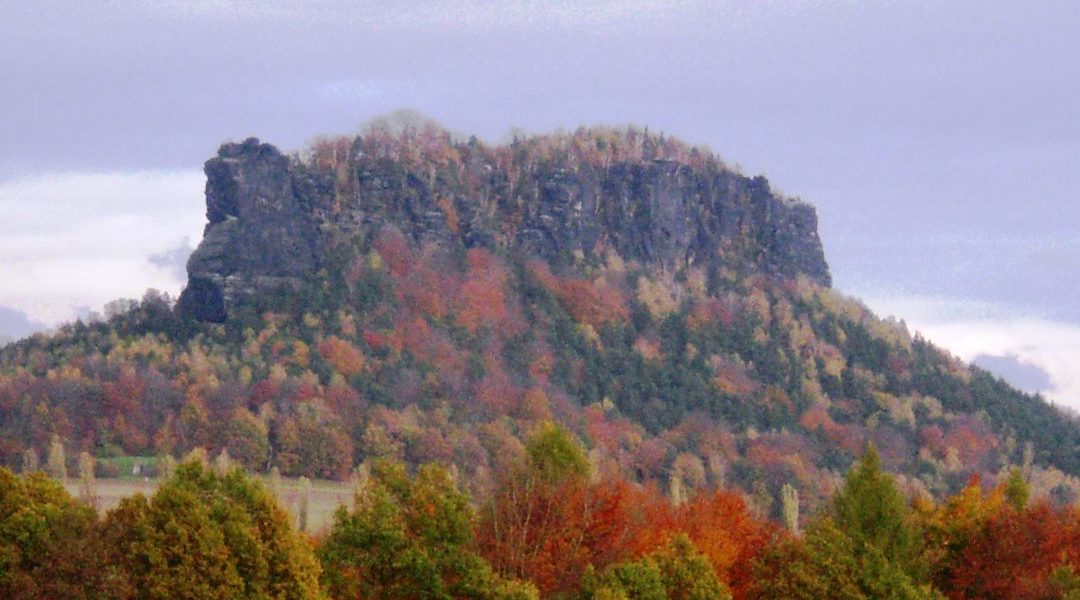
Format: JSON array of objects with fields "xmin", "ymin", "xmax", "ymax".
[{"xmin": 2, "ymin": 123, "xmax": 1080, "ymax": 598}]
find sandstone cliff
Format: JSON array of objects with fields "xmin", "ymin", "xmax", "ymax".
[{"xmin": 179, "ymin": 130, "xmax": 831, "ymax": 321}]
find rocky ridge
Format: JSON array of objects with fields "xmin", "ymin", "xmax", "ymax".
[{"xmin": 179, "ymin": 131, "xmax": 831, "ymax": 322}]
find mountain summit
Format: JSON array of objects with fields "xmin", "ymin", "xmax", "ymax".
[{"xmin": 178, "ymin": 128, "xmax": 829, "ymax": 322}]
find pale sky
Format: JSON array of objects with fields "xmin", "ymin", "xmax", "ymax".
[{"xmin": 1, "ymin": 1, "xmax": 1078, "ymax": 407}]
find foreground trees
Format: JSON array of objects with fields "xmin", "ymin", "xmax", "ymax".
[
  {"xmin": 581, "ymin": 535, "xmax": 730, "ymax": 600},
  {"xmin": 478, "ymin": 421, "xmax": 599, "ymax": 594},
  {"xmin": 920, "ymin": 472, "xmax": 1080, "ymax": 599},
  {"xmin": 477, "ymin": 422, "xmax": 763, "ymax": 598},
  {"xmin": 0, "ymin": 469, "xmax": 99, "ymax": 599},
  {"xmin": 99, "ymin": 461, "xmax": 323, "ymax": 599},
  {"xmin": 7, "ymin": 427, "xmax": 1080, "ymax": 598},
  {"xmin": 319, "ymin": 460, "xmax": 536, "ymax": 599},
  {"xmin": 1, "ymin": 462, "xmax": 322, "ymax": 599},
  {"xmin": 751, "ymin": 447, "xmax": 941, "ymax": 599}
]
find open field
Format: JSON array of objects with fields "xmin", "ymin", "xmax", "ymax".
[{"xmin": 65, "ymin": 476, "xmax": 356, "ymax": 533}]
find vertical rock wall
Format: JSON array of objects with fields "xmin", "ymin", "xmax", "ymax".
[{"xmin": 179, "ymin": 136, "xmax": 831, "ymax": 321}]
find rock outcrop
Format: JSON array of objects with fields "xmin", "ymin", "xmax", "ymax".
[
  {"xmin": 177, "ymin": 139, "xmax": 325, "ymax": 321},
  {"xmin": 179, "ymin": 132, "xmax": 831, "ymax": 321}
]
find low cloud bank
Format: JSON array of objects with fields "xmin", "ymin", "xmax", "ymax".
[
  {"xmin": 972, "ymin": 353, "xmax": 1054, "ymax": 395},
  {"xmin": 0, "ymin": 170, "xmax": 204, "ymax": 326},
  {"xmin": 863, "ymin": 294, "xmax": 1080, "ymax": 413},
  {"xmin": 0, "ymin": 305, "xmax": 47, "ymax": 345}
]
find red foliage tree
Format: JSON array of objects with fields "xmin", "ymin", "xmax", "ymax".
[
  {"xmin": 947, "ymin": 502, "xmax": 1080, "ymax": 599},
  {"xmin": 527, "ymin": 261, "xmax": 629, "ymax": 327},
  {"xmin": 373, "ymin": 227, "xmax": 412, "ymax": 277}
]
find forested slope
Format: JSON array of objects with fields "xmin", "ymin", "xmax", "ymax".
[{"xmin": 2, "ymin": 121, "xmax": 1078, "ymax": 516}]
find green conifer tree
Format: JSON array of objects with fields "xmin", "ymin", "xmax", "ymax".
[
  {"xmin": 1003, "ymin": 467, "xmax": 1030, "ymax": 511},
  {"xmin": 832, "ymin": 444, "xmax": 922, "ymax": 577}
]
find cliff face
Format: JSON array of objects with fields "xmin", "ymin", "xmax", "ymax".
[
  {"xmin": 178, "ymin": 133, "xmax": 831, "ymax": 321},
  {"xmin": 178, "ymin": 139, "xmax": 325, "ymax": 321}
]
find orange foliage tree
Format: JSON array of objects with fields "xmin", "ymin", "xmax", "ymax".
[
  {"xmin": 478, "ymin": 422, "xmax": 770, "ymax": 598},
  {"xmin": 318, "ymin": 336, "xmax": 365, "ymax": 378},
  {"xmin": 528, "ymin": 261, "xmax": 628, "ymax": 327},
  {"xmin": 945, "ymin": 501, "xmax": 1080, "ymax": 599},
  {"xmin": 478, "ymin": 423, "xmax": 643, "ymax": 595}
]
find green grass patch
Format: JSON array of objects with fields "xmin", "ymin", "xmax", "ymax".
[{"xmin": 94, "ymin": 455, "xmax": 159, "ymax": 479}]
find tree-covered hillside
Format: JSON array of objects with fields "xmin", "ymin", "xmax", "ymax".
[{"xmin": 1, "ymin": 123, "xmax": 1078, "ymax": 517}]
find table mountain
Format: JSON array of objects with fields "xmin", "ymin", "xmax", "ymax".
[{"xmin": 2, "ymin": 122, "xmax": 1077, "ymax": 515}]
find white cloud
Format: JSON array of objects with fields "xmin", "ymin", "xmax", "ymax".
[
  {"xmin": 861, "ymin": 294, "xmax": 1080, "ymax": 412},
  {"xmin": 0, "ymin": 170, "xmax": 205, "ymax": 325}
]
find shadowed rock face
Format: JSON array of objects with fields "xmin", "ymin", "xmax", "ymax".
[
  {"xmin": 177, "ymin": 139, "xmax": 324, "ymax": 321},
  {"xmin": 178, "ymin": 136, "xmax": 831, "ymax": 321}
]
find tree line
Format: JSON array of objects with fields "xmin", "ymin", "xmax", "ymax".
[{"xmin": 3, "ymin": 422, "xmax": 1079, "ymax": 599}]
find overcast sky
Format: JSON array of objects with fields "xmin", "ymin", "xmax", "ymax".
[{"xmin": 2, "ymin": 1, "xmax": 1078, "ymax": 407}]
